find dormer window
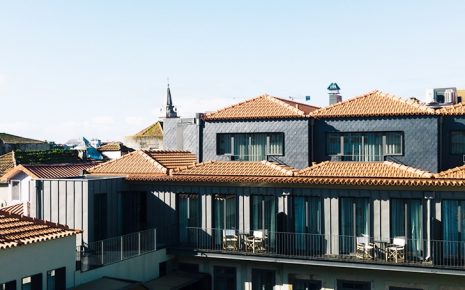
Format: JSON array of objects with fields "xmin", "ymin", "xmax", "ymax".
[
  {"xmin": 217, "ymin": 133, "xmax": 284, "ymax": 161},
  {"xmin": 326, "ymin": 132, "xmax": 403, "ymax": 161}
]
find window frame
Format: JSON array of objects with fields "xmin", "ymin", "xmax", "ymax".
[
  {"xmin": 325, "ymin": 131, "xmax": 404, "ymax": 160},
  {"xmin": 450, "ymin": 130, "xmax": 465, "ymax": 155},
  {"xmin": 216, "ymin": 132, "xmax": 285, "ymax": 160}
]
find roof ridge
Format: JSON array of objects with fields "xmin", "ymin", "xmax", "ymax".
[
  {"xmin": 266, "ymin": 95, "xmax": 306, "ymax": 116},
  {"xmin": 382, "ymin": 161, "xmax": 433, "ymax": 178},
  {"xmin": 88, "ymin": 150, "xmax": 167, "ymax": 174},
  {"xmin": 297, "ymin": 161, "xmax": 330, "ymax": 175},
  {"xmin": 87, "ymin": 150, "xmax": 140, "ymax": 172},
  {"xmin": 261, "ymin": 160, "xmax": 296, "ymax": 176},
  {"xmin": 309, "ymin": 90, "xmax": 379, "ymax": 116},
  {"xmin": 172, "ymin": 160, "xmax": 215, "ymax": 174}
]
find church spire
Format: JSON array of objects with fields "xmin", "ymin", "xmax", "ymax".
[{"xmin": 165, "ymin": 83, "xmax": 178, "ymax": 118}]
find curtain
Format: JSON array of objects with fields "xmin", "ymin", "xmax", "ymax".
[
  {"xmin": 355, "ymin": 198, "xmax": 369, "ymax": 236},
  {"xmin": 251, "ymin": 195, "xmax": 276, "ymax": 247},
  {"xmin": 268, "ymin": 133, "xmax": 284, "ymax": 156},
  {"xmin": 443, "ymin": 200, "xmax": 458, "ymax": 258},
  {"xmin": 340, "ymin": 198, "xmax": 354, "ymax": 254},
  {"xmin": 218, "ymin": 134, "xmax": 232, "ymax": 154},
  {"xmin": 225, "ymin": 195, "xmax": 236, "ymax": 229},
  {"xmin": 234, "ymin": 134, "xmax": 248, "ymax": 161},
  {"xmin": 390, "ymin": 199, "xmax": 405, "ymax": 238},
  {"xmin": 178, "ymin": 197, "xmax": 188, "ymax": 243},
  {"xmin": 385, "ymin": 132, "xmax": 402, "ymax": 155},
  {"xmin": 249, "ymin": 134, "xmax": 266, "ymax": 161},
  {"xmin": 345, "ymin": 133, "xmax": 363, "ymax": 161},
  {"xmin": 327, "ymin": 133, "xmax": 341, "ymax": 155},
  {"xmin": 409, "ymin": 200, "xmax": 423, "ymax": 257},
  {"xmin": 294, "ymin": 197, "xmax": 306, "ymax": 251},
  {"xmin": 451, "ymin": 132, "xmax": 465, "ymax": 154},
  {"xmin": 363, "ymin": 133, "xmax": 382, "ymax": 161}
]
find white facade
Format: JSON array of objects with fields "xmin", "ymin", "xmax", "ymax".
[{"xmin": 0, "ymin": 235, "xmax": 76, "ymax": 289}]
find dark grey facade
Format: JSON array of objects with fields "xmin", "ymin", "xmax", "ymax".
[
  {"xmin": 313, "ymin": 116, "xmax": 440, "ymax": 172},
  {"xmin": 441, "ymin": 116, "xmax": 465, "ymax": 170},
  {"xmin": 202, "ymin": 119, "xmax": 310, "ymax": 169}
]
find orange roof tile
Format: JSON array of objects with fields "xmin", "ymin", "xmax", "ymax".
[
  {"xmin": 172, "ymin": 160, "xmax": 297, "ymax": 176},
  {"xmin": 0, "ymin": 211, "xmax": 79, "ymax": 250},
  {"xmin": 0, "ymin": 202, "xmax": 28, "ymax": 216},
  {"xmin": 310, "ymin": 90, "xmax": 436, "ymax": 118},
  {"xmin": 88, "ymin": 150, "xmax": 197, "ymax": 175},
  {"xmin": 98, "ymin": 142, "xmax": 132, "ymax": 152},
  {"xmin": 204, "ymin": 95, "xmax": 319, "ymax": 121},
  {"xmin": 435, "ymin": 164, "xmax": 465, "ymax": 178},
  {"xmin": 0, "ymin": 152, "xmax": 16, "ymax": 178},
  {"xmin": 1, "ymin": 163, "xmax": 97, "ymax": 181},
  {"xmin": 297, "ymin": 161, "xmax": 433, "ymax": 178},
  {"xmin": 436, "ymin": 102, "xmax": 465, "ymax": 115}
]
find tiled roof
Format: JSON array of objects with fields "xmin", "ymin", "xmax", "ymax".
[
  {"xmin": 98, "ymin": 142, "xmax": 132, "ymax": 152},
  {"xmin": 0, "ymin": 211, "xmax": 79, "ymax": 250},
  {"xmin": 204, "ymin": 95, "xmax": 319, "ymax": 121},
  {"xmin": 0, "ymin": 202, "xmax": 28, "ymax": 216},
  {"xmin": 88, "ymin": 150, "xmax": 168, "ymax": 175},
  {"xmin": 145, "ymin": 150, "xmax": 197, "ymax": 170},
  {"xmin": 131, "ymin": 122, "xmax": 164, "ymax": 138},
  {"xmin": 0, "ymin": 133, "xmax": 45, "ymax": 144},
  {"xmin": 172, "ymin": 160, "xmax": 297, "ymax": 176},
  {"xmin": 1, "ymin": 163, "xmax": 97, "ymax": 181},
  {"xmin": 0, "ymin": 152, "xmax": 16, "ymax": 178},
  {"xmin": 435, "ymin": 164, "xmax": 465, "ymax": 178},
  {"xmin": 297, "ymin": 161, "xmax": 433, "ymax": 178},
  {"xmin": 310, "ymin": 90, "xmax": 436, "ymax": 118},
  {"xmin": 436, "ymin": 102, "xmax": 465, "ymax": 115},
  {"xmin": 88, "ymin": 150, "xmax": 196, "ymax": 176}
]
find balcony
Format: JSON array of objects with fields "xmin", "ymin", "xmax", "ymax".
[{"xmin": 172, "ymin": 227, "xmax": 465, "ymax": 272}]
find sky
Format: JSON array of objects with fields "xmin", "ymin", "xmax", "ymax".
[{"xmin": 0, "ymin": 1, "xmax": 464, "ymax": 143}]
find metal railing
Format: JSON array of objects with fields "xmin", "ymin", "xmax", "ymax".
[
  {"xmin": 176, "ymin": 227, "xmax": 465, "ymax": 270},
  {"xmin": 77, "ymin": 228, "xmax": 157, "ymax": 272}
]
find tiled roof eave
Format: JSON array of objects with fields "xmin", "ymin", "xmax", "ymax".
[
  {"xmin": 311, "ymin": 112, "xmax": 437, "ymax": 119},
  {"xmin": 204, "ymin": 115, "xmax": 311, "ymax": 121}
]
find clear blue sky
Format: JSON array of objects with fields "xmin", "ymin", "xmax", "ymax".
[{"xmin": 1, "ymin": 1, "xmax": 464, "ymax": 143}]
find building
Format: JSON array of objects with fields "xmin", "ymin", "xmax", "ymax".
[
  {"xmin": 97, "ymin": 142, "xmax": 133, "ymax": 160},
  {"xmin": 0, "ymin": 132, "xmax": 51, "ymax": 155},
  {"xmin": 0, "ymin": 210, "xmax": 79, "ymax": 289},
  {"xmin": 124, "ymin": 121, "xmax": 164, "ymax": 151},
  {"xmin": 79, "ymin": 89, "xmax": 465, "ymax": 289}
]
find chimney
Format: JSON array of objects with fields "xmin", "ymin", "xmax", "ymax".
[{"xmin": 327, "ymin": 82, "xmax": 342, "ymax": 105}]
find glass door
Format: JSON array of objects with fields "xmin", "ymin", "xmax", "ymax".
[
  {"xmin": 339, "ymin": 197, "xmax": 370, "ymax": 254},
  {"xmin": 294, "ymin": 196, "xmax": 323, "ymax": 255}
]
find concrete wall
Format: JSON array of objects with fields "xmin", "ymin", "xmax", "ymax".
[
  {"xmin": 75, "ymin": 249, "xmax": 171, "ymax": 286},
  {"xmin": 0, "ymin": 235, "xmax": 76, "ymax": 289},
  {"xmin": 203, "ymin": 119, "xmax": 310, "ymax": 169},
  {"xmin": 178, "ymin": 256, "xmax": 465, "ymax": 290},
  {"xmin": 314, "ymin": 116, "xmax": 439, "ymax": 172}
]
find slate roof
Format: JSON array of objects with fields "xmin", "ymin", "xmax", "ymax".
[
  {"xmin": 310, "ymin": 90, "xmax": 436, "ymax": 118},
  {"xmin": 0, "ymin": 211, "xmax": 79, "ymax": 250},
  {"xmin": 203, "ymin": 95, "xmax": 319, "ymax": 121},
  {"xmin": 88, "ymin": 150, "xmax": 197, "ymax": 176},
  {"xmin": 1, "ymin": 163, "xmax": 97, "ymax": 181},
  {"xmin": 0, "ymin": 133, "xmax": 44, "ymax": 144},
  {"xmin": 131, "ymin": 122, "xmax": 164, "ymax": 138}
]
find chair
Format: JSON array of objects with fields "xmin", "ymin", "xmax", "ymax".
[
  {"xmin": 222, "ymin": 229, "xmax": 238, "ymax": 250},
  {"xmin": 386, "ymin": 236, "xmax": 405, "ymax": 263},
  {"xmin": 244, "ymin": 230, "xmax": 266, "ymax": 253},
  {"xmin": 356, "ymin": 235, "xmax": 374, "ymax": 259}
]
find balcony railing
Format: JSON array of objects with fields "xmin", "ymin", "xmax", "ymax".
[
  {"xmin": 77, "ymin": 228, "xmax": 157, "ymax": 272},
  {"xmin": 175, "ymin": 227, "xmax": 465, "ymax": 270}
]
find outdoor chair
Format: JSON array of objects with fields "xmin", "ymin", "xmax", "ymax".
[
  {"xmin": 386, "ymin": 236, "xmax": 405, "ymax": 263},
  {"xmin": 245, "ymin": 230, "xmax": 266, "ymax": 253},
  {"xmin": 222, "ymin": 229, "xmax": 238, "ymax": 250},
  {"xmin": 356, "ymin": 235, "xmax": 374, "ymax": 259}
]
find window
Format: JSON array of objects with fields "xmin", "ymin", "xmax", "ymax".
[
  {"xmin": 442, "ymin": 200, "xmax": 465, "ymax": 259},
  {"xmin": 326, "ymin": 132, "xmax": 403, "ymax": 161},
  {"xmin": 252, "ymin": 269, "xmax": 275, "ymax": 290},
  {"xmin": 339, "ymin": 198, "xmax": 370, "ymax": 254},
  {"xmin": 451, "ymin": 131, "xmax": 465, "ymax": 154},
  {"xmin": 1, "ymin": 280, "xmax": 16, "ymax": 290},
  {"xmin": 121, "ymin": 191, "xmax": 147, "ymax": 234},
  {"xmin": 214, "ymin": 266, "xmax": 236, "ymax": 290},
  {"xmin": 22, "ymin": 274, "xmax": 42, "ymax": 290},
  {"xmin": 47, "ymin": 268, "xmax": 65, "ymax": 290},
  {"xmin": 294, "ymin": 197, "xmax": 323, "ymax": 254},
  {"xmin": 288, "ymin": 275, "xmax": 321, "ymax": 290},
  {"xmin": 178, "ymin": 194, "xmax": 201, "ymax": 244},
  {"xmin": 217, "ymin": 133, "xmax": 284, "ymax": 161},
  {"xmin": 11, "ymin": 180, "xmax": 20, "ymax": 201},
  {"xmin": 390, "ymin": 199, "xmax": 423, "ymax": 256},
  {"xmin": 213, "ymin": 194, "xmax": 236, "ymax": 229},
  {"xmin": 94, "ymin": 193, "xmax": 107, "ymax": 240},
  {"xmin": 337, "ymin": 280, "xmax": 370, "ymax": 290}
]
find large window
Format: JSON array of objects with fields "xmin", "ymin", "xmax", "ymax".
[
  {"xmin": 121, "ymin": 191, "xmax": 147, "ymax": 234},
  {"xmin": 442, "ymin": 200, "xmax": 465, "ymax": 259},
  {"xmin": 178, "ymin": 194, "xmax": 201, "ymax": 244},
  {"xmin": 451, "ymin": 131, "xmax": 465, "ymax": 154},
  {"xmin": 217, "ymin": 133, "xmax": 284, "ymax": 161},
  {"xmin": 390, "ymin": 199, "xmax": 423, "ymax": 256},
  {"xmin": 251, "ymin": 195, "xmax": 276, "ymax": 247},
  {"xmin": 326, "ymin": 132, "xmax": 403, "ymax": 161},
  {"xmin": 213, "ymin": 194, "xmax": 236, "ymax": 229},
  {"xmin": 339, "ymin": 198, "xmax": 370, "ymax": 254},
  {"xmin": 294, "ymin": 197, "xmax": 323, "ymax": 254}
]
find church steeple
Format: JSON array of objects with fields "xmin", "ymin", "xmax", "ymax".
[{"xmin": 165, "ymin": 83, "xmax": 178, "ymax": 118}]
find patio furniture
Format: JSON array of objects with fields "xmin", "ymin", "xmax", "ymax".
[
  {"xmin": 222, "ymin": 229, "xmax": 238, "ymax": 250},
  {"xmin": 356, "ymin": 235, "xmax": 374, "ymax": 259},
  {"xmin": 386, "ymin": 236, "xmax": 405, "ymax": 263},
  {"xmin": 244, "ymin": 230, "xmax": 266, "ymax": 253}
]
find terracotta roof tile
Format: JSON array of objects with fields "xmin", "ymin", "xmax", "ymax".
[
  {"xmin": 204, "ymin": 95, "xmax": 319, "ymax": 121},
  {"xmin": 172, "ymin": 160, "xmax": 297, "ymax": 176},
  {"xmin": 436, "ymin": 102, "xmax": 465, "ymax": 115},
  {"xmin": 0, "ymin": 152, "xmax": 16, "ymax": 178},
  {"xmin": 435, "ymin": 164, "xmax": 465, "ymax": 178},
  {"xmin": 297, "ymin": 161, "xmax": 433, "ymax": 178},
  {"xmin": 0, "ymin": 202, "xmax": 28, "ymax": 216},
  {"xmin": 88, "ymin": 150, "xmax": 197, "ymax": 175},
  {"xmin": 131, "ymin": 122, "xmax": 163, "ymax": 138},
  {"xmin": 2, "ymin": 163, "xmax": 97, "ymax": 181},
  {"xmin": 310, "ymin": 90, "xmax": 436, "ymax": 118},
  {"xmin": 0, "ymin": 211, "xmax": 79, "ymax": 250}
]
